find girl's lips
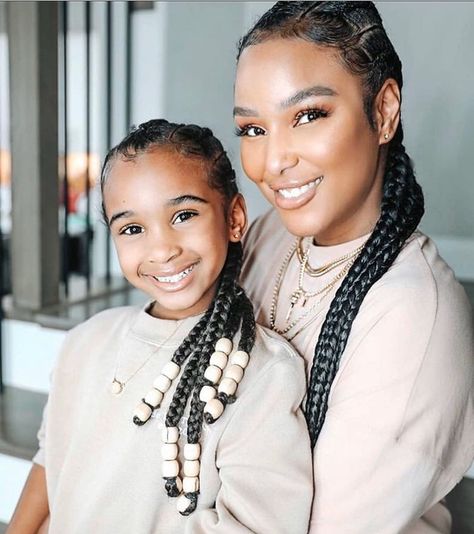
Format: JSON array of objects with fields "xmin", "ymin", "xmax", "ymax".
[
  {"xmin": 146, "ymin": 262, "xmax": 199, "ymax": 292},
  {"xmin": 274, "ymin": 177, "xmax": 323, "ymax": 210}
]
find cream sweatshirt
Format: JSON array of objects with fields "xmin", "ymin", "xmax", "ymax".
[
  {"xmin": 34, "ymin": 303, "xmax": 313, "ymax": 533},
  {"xmin": 241, "ymin": 209, "xmax": 474, "ymax": 534}
]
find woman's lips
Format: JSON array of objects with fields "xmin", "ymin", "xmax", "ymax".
[{"xmin": 274, "ymin": 176, "xmax": 323, "ymax": 210}]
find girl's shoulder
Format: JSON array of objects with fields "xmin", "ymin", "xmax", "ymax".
[{"xmin": 235, "ymin": 323, "xmax": 307, "ymax": 400}]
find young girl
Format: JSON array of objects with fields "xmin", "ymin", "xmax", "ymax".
[
  {"xmin": 7, "ymin": 119, "xmax": 313, "ymax": 534},
  {"xmin": 235, "ymin": 2, "xmax": 474, "ymax": 533}
]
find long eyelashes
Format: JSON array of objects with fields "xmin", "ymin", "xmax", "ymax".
[{"xmin": 235, "ymin": 107, "xmax": 329, "ymax": 137}]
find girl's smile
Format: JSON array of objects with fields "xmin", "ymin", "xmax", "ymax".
[{"xmin": 103, "ymin": 148, "xmax": 243, "ymax": 320}]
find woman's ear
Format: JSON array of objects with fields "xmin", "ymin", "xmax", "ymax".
[
  {"xmin": 227, "ymin": 194, "xmax": 248, "ymax": 242},
  {"xmin": 375, "ymin": 78, "xmax": 401, "ymax": 145}
]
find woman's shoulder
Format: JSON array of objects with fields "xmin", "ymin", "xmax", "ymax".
[{"xmin": 368, "ymin": 230, "xmax": 471, "ymax": 319}]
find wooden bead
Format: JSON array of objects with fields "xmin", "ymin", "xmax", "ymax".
[
  {"xmin": 161, "ymin": 361, "xmax": 180, "ymax": 380},
  {"xmin": 175, "ymin": 476, "xmax": 183, "ymax": 494},
  {"xmin": 205, "ymin": 398, "xmax": 224, "ymax": 420},
  {"xmin": 144, "ymin": 388, "xmax": 163, "ymax": 408},
  {"xmin": 231, "ymin": 350, "xmax": 250, "ymax": 369},
  {"xmin": 210, "ymin": 351, "xmax": 228, "ymax": 369},
  {"xmin": 133, "ymin": 402, "xmax": 152, "ymax": 423},
  {"xmin": 184, "ymin": 460, "xmax": 200, "ymax": 477},
  {"xmin": 204, "ymin": 365, "xmax": 222, "ymax": 384},
  {"xmin": 162, "ymin": 426, "xmax": 179, "ymax": 443},
  {"xmin": 225, "ymin": 364, "xmax": 244, "ymax": 383},
  {"xmin": 215, "ymin": 337, "xmax": 233, "ymax": 355},
  {"xmin": 218, "ymin": 377, "xmax": 238, "ymax": 396},
  {"xmin": 162, "ymin": 460, "xmax": 179, "ymax": 478},
  {"xmin": 183, "ymin": 476, "xmax": 200, "ymax": 493},
  {"xmin": 184, "ymin": 443, "xmax": 201, "ymax": 461},
  {"xmin": 161, "ymin": 443, "xmax": 178, "ymax": 460},
  {"xmin": 199, "ymin": 385, "xmax": 216, "ymax": 402},
  {"xmin": 153, "ymin": 374, "xmax": 172, "ymax": 393},
  {"xmin": 177, "ymin": 494, "xmax": 193, "ymax": 513}
]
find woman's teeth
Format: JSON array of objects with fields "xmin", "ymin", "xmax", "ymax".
[
  {"xmin": 278, "ymin": 177, "xmax": 323, "ymax": 198},
  {"xmin": 154, "ymin": 264, "xmax": 195, "ymax": 283}
]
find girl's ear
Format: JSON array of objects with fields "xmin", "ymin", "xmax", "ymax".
[
  {"xmin": 375, "ymin": 78, "xmax": 401, "ymax": 145},
  {"xmin": 227, "ymin": 194, "xmax": 248, "ymax": 242}
]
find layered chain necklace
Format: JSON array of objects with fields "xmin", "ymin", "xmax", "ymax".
[{"xmin": 269, "ymin": 237, "xmax": 364, "ymax": 337}]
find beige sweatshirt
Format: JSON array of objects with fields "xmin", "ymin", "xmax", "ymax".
[
  {"xmin": 34, "ymin": 303, "xmax": 313, "ymax": 533},
  {"xmin": 241, "ymin": 209, "xmax": 474, "ymax": 534}
]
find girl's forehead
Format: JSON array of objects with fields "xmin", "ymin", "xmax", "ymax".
[{"xmin": 103, "ymin": 150, "xmax": 218, "ymax": 204}]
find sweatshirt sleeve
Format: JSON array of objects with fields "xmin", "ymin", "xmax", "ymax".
[
  {"xmin": 185, "ymin": 353, "xmax": 313, "ymax": 534},
  {"xmin": 309, "ymin": 278, "xmax": 474, "ymax": 534}
]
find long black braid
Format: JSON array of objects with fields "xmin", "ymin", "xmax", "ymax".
[
  {"xmin": 100, "ymin": 120, "xmax": 256, "ymax": 512},
  {"xmin": 238, "ymin": 2, "xmax": 424, "ymax": 447}
]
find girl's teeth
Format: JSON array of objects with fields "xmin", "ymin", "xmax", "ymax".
[
  {"xmin": 278, "ymin": 177, "xmax": 323, "ymax": 198},
  {"xmin": 154, "ymin": 264, "xmax": 194, "ymax": 283}
]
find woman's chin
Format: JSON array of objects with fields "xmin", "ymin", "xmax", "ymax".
[{"xmin": 276, "ymin": 209, "xmax": 327, "ymax": 239}]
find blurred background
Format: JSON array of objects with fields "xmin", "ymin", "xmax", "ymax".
[{"xmin": 0, "ymin": 2, "xmax": 473, "ymax": 531}]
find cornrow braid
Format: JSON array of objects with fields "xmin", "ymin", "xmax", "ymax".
[{"xmin": 238, "ymin": 1, "xmax": 424, "ymax": 447}]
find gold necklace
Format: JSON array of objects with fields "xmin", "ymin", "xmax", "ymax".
[
  {"xmin": 296, "ymin": 237, "xmax": 365, "ymax": 277},
  {"xmin": 111, "ymin": 320, "xmax": 184, "ymax": 395},
  {"xmin": 269, "ymin": 241, "xmax": 359, "ymax": 336}
]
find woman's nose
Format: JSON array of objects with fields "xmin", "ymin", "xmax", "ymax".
[{"xmin": 264, "ymin": 129, "xmax": 298, "ymax": 177}]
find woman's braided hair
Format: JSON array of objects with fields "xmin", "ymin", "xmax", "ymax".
[
  {"xmin": 100, "ymin": 119, "xmax": 256, "ymax": 513},
  {"xmin": 238, "ymin": 2, "xmax": 424, "ymax": 447}
]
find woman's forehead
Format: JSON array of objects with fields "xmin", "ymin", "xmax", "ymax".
[{"xmin": 234, "ymin": 39, "xmax": 362, "ymax": 111}]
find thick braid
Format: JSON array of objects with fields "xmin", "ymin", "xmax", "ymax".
[
  {"xmin": 305, "ymin": 140, "xmax": 424, "ymax": 446},
  {"xmin": 165, "ymin": 243, "xmax": 243, "ymax": 431}
]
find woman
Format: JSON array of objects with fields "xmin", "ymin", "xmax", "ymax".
[{"xmin": 235, "ymin": 2, "xmax": 474, "ymax": 533}]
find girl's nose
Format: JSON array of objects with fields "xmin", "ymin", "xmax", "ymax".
[
  {"xmin": 147, "ymin": 231, "xmax": 181, "ymax": 265},
  {"xmin": 264, "ymin": 130, "xmax": 298, "ymax": 177}
]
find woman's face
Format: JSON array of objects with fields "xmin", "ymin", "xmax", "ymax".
[{"xmin": 234, "ymin": 38, "xmax": 385, "ymax": 245}]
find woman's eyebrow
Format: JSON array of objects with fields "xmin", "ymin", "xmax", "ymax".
[
  {"xmin": 233, "ymin": 85, "xmax": 337, "ymax": 117},
  {"xmin": 280, "ymin": 85, "xmax": 338, "ymax": 109}
]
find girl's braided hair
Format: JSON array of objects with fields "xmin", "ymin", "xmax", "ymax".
[
  {"xmin": 238, "ymin": 2, "xmax": 424, "ymax": 447},
  {"xmin": 100, "ymin": 119, "xmax": 256, "ymax": 513}
]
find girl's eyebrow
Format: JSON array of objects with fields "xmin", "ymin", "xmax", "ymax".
[
  {"xmin": 166, "ymin": 195, "xmax": 209, "ymax": 207},
  {"xmin": 233, "ymin": 85, "xmax": 337, "ymax": 117},
  {"xmin": 109, "ymin": 210, "xmax": 135, "ymax": 227}
]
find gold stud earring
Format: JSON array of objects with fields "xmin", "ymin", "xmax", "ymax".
[
  {"xmin": 233, "ymin": 232, "xmax": 240, "ymax": 240},
  {"xmin": 384, "ymin": 132, "xmax": 390, "ymax": 140}
]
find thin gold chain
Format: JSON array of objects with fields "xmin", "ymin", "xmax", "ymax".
[
  {"xmin": 112, "ymin": 320, "xmax": 183, "ymax": 393},
  {"xmin": 269, "ymin": 240, "xmax": 360, "ymax": 336},
  {"xmin": 296, "ymin": 236, "xmax": 365, "ymax": 277}
]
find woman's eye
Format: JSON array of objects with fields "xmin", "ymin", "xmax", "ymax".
[
  {"xmin": 295, "ymin": 109, "xmax": 328, "ymax": 126},
  {"xmin": 173, "ymin": 211, "xmax": 197, "ymax": 224},
  {"xmin": 120, "ymin": 224, "xmax": 143, "ymax": 236},
  {"xmin": 234, "ymin": 125, "xmax": 266, "ymax": 138}
]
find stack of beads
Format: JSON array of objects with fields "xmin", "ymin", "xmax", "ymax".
[
  {"xmin": 201, "ymin": 337, "xmax": 250, "ymax": 423},
  {"xmin": 133, "ymin": 361, "xmax": 181, "ymax": 426}
]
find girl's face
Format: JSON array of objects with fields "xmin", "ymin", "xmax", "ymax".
[
  {"xmin": 103, "ymin": 149, "xmax": 246, "ymax": 320},
  {"xmin": 234, "ymin": 38, "xmax": 386, "ymax": 245}
]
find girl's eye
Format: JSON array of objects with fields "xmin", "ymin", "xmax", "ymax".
[
  {"xmin": 173, "ymin": 211, "xmax": 197, "ymax": 224},
  {"xmin": 120, "ymin": 224, "xmax": 143, "ymax": 236},
  {"xmin": 295, "ymin": 108, "xmax": 328, "ymax": 126},
  {"xmin": 234, "ymin": 125, "xmax": 266, "ymax": 138}
]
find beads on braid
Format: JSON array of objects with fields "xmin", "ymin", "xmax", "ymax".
[{"xmin": 101, "ymin": 120, "xmax": 254, "ymax": 515}]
